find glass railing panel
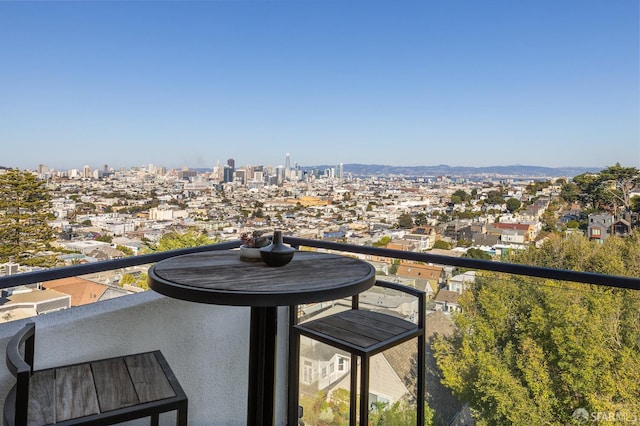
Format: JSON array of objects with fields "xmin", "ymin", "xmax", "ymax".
[
  {"xmin": 0, "ymin": 263, "xmax": 156, "ymax": 324},
  {"xmin": 298, "ymin": 337, "xmax": 354, "ymax": 426},
  {"xmin": 430, "ymin": 271, "xmax": 640, "ymax": 425}
]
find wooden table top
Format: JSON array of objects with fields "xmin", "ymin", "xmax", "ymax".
[{"xmin": 147, "ymin": 250, "xmax": 376, "ymax": 307}]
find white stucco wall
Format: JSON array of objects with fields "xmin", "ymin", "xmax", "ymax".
[{"xmin": 0, "ymin": 291, "xmax": 291, "ymax": 425}]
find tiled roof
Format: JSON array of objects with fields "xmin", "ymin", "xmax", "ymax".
[
  {"xmin": 6, "ymin": 288, "xmax": 69, "ymax": 304},
  {"xmin": 493, "ymin": 222, "xmax": 531, "ymax": 230},
  {"xmin": 434, "ymin": 290, "xmax": 460, "ymax": 304},
  {"xmin": 396, "ymin": 263, "xmax": 443, "ymax": 280},
  {"xmin": 382, "ymin": 339, "xmax": 416, "ymax": 384},
  {"xmin": 425, "ymin": 310, "xmax": 454, "ymax": 338},
  {"xmin": 43, "ymin": 277, "xmax": 109, "ymax": 306}
]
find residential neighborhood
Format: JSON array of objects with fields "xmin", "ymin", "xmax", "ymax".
[
  {"xmin": 1, "ymin": 163, "xmax": 638, "ymax": 318},
  {"xmin": 0, "ymin": 162, "xmax": 638, "ymax": 424}
]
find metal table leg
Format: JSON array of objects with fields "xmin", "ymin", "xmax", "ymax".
[{"xmin": 247, "ymin": 306, "xmax": 277, "ymax": 426}]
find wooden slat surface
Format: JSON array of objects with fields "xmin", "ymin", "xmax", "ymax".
[
  {"xmin": 55, "ymin": 364, "xmax": 100, "ymax": 421},
  {"xmin": 149, "ymin": 251, "xmax": 376, "ymax": 306},
  {"xmin": 300, "ymin": 320, "xmax": 380, "ymax": 348},
  {"xmin": 91, "ymin": 358, "xmax": 140, "ymax": 412},
  {"xmin": 21, "ymin": 352, "xmax": 182, "ymax": 424},
  {"xmin": 298, "ymin": 310, "xmax": 417, "ymax": 351},
  {"xmin": 125, "ymin": 352, "xmax": 176, "ymax": 403},
  {"xmin": 27, "ymin": 370, "xmax": 55, "ymax": 426},
  {"xmin": 347, "ymin": 310, "xmax": 416, "ymax": 334}
]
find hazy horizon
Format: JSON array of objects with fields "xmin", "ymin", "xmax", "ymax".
[{"xmin": 6, "ymin": 161, "xmax": 613, "ymax": 177}]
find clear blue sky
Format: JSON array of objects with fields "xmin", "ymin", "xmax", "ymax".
[{"xmin": 1, "ymin": 0, "xmax": 638, "ymax": 171}]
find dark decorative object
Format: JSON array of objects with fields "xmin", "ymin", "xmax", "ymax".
[{"xmin": 260, "ymin": 230, "xmax": 295, "ymax": 267}]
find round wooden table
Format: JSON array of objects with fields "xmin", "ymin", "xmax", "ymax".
[{"xmin": 148, "ymin": 250, "xmax": 376, "ymax": 426}]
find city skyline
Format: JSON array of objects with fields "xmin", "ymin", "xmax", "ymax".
[
  {"xmin": 28, "ymin": 159, "xmax": 604, "ymax": 182},
  {"xmin": 1, "ymin": 1, "xmax": 638, "ymax": 170}
]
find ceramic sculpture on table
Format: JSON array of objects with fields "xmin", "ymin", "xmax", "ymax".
[{"xmin": 260, "ymin": 230, "xmax": 295, "ymax": 267}]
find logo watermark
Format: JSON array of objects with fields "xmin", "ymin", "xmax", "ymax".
[{"xmin": 572, "ymin": 408, "xmax": 638, "ymax": 423}]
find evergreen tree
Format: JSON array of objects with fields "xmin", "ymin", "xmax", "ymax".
[
  {"xmin": 573, "ymin": 164, "xmax": 639, "ymax": 213},
  {"xmin": 0, "ymin": 169, "xmax": 54, "ymax": 266},
  {"xmin": 598, "ymin": 164, "xmax": 639, "ymax": 213}
]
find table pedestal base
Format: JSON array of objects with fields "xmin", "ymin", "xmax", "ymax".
[{"xmin": 247, "ymin": 306, "xmax": 277, "ymax": 426}]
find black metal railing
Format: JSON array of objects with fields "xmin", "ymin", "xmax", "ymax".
[
  {"xmin": 283, "ymin": 237, "xmax": 640, "ymax": 290},
  {"xmin": 0, "ymin": 240, "xmax": 241, "ymax": 289},
  {"xmin": 0, "ymin": 236, "xmax": 638, "ymax": 293}
]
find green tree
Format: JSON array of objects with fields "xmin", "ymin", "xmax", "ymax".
[
  {"xmin": 484, "ymin": 190, "xmax": 505, "ymax": 205},
  {"xmin": 525, "ymin": 180, "xmax": 551, "ymax": 196},
  {"xmin": 463, "ymin": 248, "xmax": 491, "ymax": 260},
  {"xmin": 155, "ymin": 229, "xmax": 218, "ymax": 252},
  {"xmin": 451, "ymin": 190, "xmax": 471, "ymax": 204},
  {"xmin": 560, "ymin": 182, "xmax": 580, "ymax": 203},
  {"xmin": 434, "ymin": 233, "xmax": 640, "ymax": 425},
  {"xmin": 566, "ymin": 220, "xmax": 580, "ymax": 229},
  {"xmin": 573, "ymin": 172, "xmax": 603, "ymax": 208},
  {"xmin": 372, "ymin": 236, "xmax": 391, "ymax": 247},
  {"xmin": 300, "ymin": 389, "xmax": 349, "ymax": 425},
  {"xmin": 505, "ymin": 198, "xmax": 521, "ymax": 213},
  {"xmin": 573, "ymin": 165, "xmax": 639, "ymax": 213},
  {"xmin": 437, "ymin": 212, "xmax": 450, "ymax": 224},
  {"xmin": 432, "ymin": 240, "xmax": 453, "ymax": 250},
  {"xmin": 540, "ymin": 209, "xmax": 558, "ymax": 232},
  {"xmin": 397, "ymin": 213, "xmax": 413, "ymax": 229},
  {"xmin": 116, "ymin": 245, "xmax": 134, "ymax": 256},
  {"xmin": 414, "ymin": 213, "xmax": 429, "ymax": 226},
  {"xmin": 120, "ymin": 272, "xmax": 148, "ymax": 289},
  {"xmin": 389, "ymin": 259, "xmax": 400, "ymax": 275},
  {"xmin": 369, "ymin": 400, "xmax": 434, "ymax": 425},
  {"xmin": 598, "ymin": 163, "xmax": 640, "ymax": 213},
  {"xmin": 0, "ymin": 169, "xmax": 55, "ymax": 266},
  {"xmin": 95, "ymin": 234, "xmax": 113, "ymax": 243}
]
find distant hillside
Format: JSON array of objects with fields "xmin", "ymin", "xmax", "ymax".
[{"xmin": 305, "ymin": 164, "xmax": 601, "ymax": 178}]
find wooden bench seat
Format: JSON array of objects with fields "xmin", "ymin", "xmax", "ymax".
[{"xmin": 4, "ymin": 322, "xmax": 188, "ymax": 426}]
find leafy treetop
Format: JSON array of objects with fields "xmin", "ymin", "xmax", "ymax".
[{"xmin": 434, "ymin": 233, "xmax": 640, "ymax": 425}]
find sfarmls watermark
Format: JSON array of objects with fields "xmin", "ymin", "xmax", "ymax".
[{"xmin": 573, "ymin": 408, "xmax": 638, "ymax": 423}]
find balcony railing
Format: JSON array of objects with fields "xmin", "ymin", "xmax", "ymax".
[{"xmin": 0, "ymin": 237, "xmax": 638, "ymax": 425}]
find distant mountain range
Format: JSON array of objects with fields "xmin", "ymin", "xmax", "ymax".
[{"xmin": 305, "ymin": 164, "xmax": 602, "ymax": 178}]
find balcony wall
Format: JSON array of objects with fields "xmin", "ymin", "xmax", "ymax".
[{"xmin": 0, "ymin": 290, "xmax": 292, "ymax": 425}]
